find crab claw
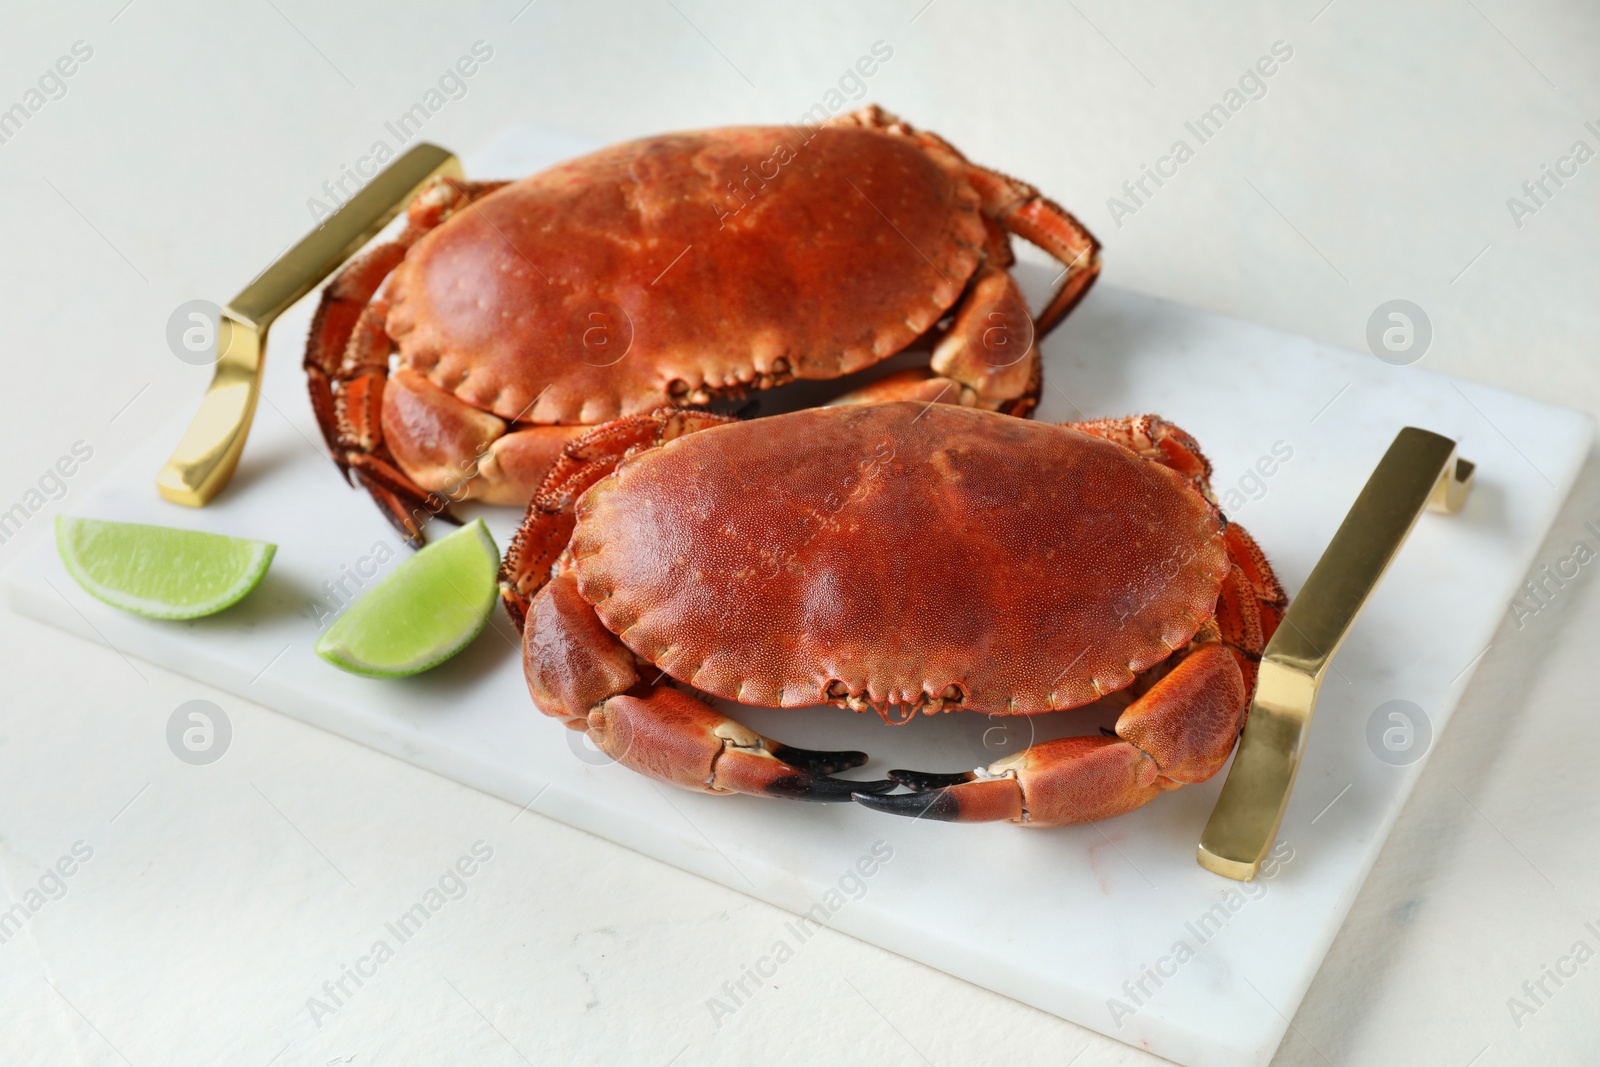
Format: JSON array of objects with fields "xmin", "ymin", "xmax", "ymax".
[
  {"xmin": 687, "ymin": 724, "xmax": 894, "ymax": 802},
  {"xmin": 769, "ymin": 744, "xmax": 870, "ymax": 776},
  {"xmin": 854, "ymin": 738, "xmax": 1161, "ymax": 825},
  {"xmin": 644, "ymin": 716, "xmax": 895, "ymax": 803},
  {"xmin": 853, "ymin": 774, "xmax": 1027, "ymax": 823},
  {"xmin": 854, "ymin": 643, "xmax": 1248, "ymax": 827},
  {"xmin": 522, "ymin": 569, "xmax": 896, "ymax": 803},
  {"xmin": 586, "ymin": 689, "xmax": 895, "ymax": 803},
  {"xmin": 765, "ymin": 770, "xmax": 897, "ymax": 803},
  {"xmin": 885, "ymin": 769, "xmax": 977, "ymax": 790}
]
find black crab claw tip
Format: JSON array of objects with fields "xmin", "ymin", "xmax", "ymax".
[
  {"xmin": 765, "ymin": 774, "xmax": 897, "ymax": 803},
  {"xmin": 886, "ymin": 768, "xmax": 976, "ymax": 791},
  {"xmin": 851, "ymin": 788, "xmax": 962, "ymax": 822},
  {"xmin": 769, "ymin": 744, "xmax": 869, "ymax": 776}
]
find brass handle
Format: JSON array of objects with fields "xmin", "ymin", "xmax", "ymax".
[
  {"xmin": 156, "ymin": 143, "xmax": 462, "ymax": 506},
  {"xmin": 1197, "ymin": 427, "xmax": 1475, "ymax": 880}
]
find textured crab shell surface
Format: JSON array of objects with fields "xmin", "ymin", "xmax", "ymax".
[
  {"xmin": 382, "ymin": 125, "xmax": 986, "ymax": 427},
  {"xmin": 567, "ymin": 402, "xmax": 1231, "ymax": 716}
]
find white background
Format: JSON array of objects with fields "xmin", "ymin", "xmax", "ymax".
[{"xmin": 1, "ymin": 2, "xmax": 1597, "ymax": 1065}]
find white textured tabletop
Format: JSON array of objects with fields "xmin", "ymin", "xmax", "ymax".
[{"xmin": 1, "ymin": 3, "xmax": 1596, "ymax": 1066}]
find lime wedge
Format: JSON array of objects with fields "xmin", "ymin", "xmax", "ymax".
[
  {"xmin": 56, "ymin": 516, "xmax": 277, "ymax": 620},
  {"xmin": 315, "ymin": 519, "xmax": 499, "ymax": 678}
]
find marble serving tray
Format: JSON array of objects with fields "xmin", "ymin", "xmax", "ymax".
[{"xmin": 3, "ymin": 124, "xmax": 1590, "ymax": 1067}]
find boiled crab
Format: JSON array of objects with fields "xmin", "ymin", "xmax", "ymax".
[
  {"xmin": 304, "ymin": 106, "xmax": 1100, "ymax": 546},
  {"xmin": 501, "ymin": 402, "xmax": 1286, "ymax": 826}
]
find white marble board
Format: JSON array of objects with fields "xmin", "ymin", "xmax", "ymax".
[{"xmin": 2, "ymin": 125, "xmax": 1590, "ymax": 1067}]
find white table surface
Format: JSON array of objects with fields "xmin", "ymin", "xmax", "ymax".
[{"xmin": 1, "ymin": 3, "xmax": 1596, "ymax": 1066}]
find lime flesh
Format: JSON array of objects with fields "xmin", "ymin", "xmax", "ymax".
[
  {"xmin": 56, "ymin": 516, "xmax": 276, "ymax": 620},
  {"xmin": 315, "ymin": 519, "xmax": 499, "ymax": 678}
]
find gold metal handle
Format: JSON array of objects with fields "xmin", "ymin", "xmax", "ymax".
[
  {"xmin": 156, "ymin": 143, "xmax": 462, "ymax": 506},
  {"xmin": 1197, "ymin": 427, "xmax": 1475, "ymax": 880}
]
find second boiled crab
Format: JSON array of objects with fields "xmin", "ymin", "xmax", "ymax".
[{"xmin": 501, "ymin": 402, "xmax": 1286, "ymax": 827}]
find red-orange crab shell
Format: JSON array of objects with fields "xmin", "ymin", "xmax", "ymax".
[
  {"xmin": 382, "ymin": 127, "xmax": 986, "ymax": 426},
  {"xmin": 567, "ymin": 403, "xmax": 1231, "ymax": 717}
]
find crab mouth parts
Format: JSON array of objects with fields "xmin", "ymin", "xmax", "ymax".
[
  {"xmin": 823, "ymin": 680, "xmax": 969, "ymax": 722},
  {"xmin": 666, "ymin": 358, "xmax": 796, "ymax": 409}
]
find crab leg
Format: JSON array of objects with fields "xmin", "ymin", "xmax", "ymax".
[
  {"xmin": 826, "ymin": 263, "xmax": 1042, "ymax": 417},
  {"xmin": 954, "ymin": 158, "xmax": 1101, "ymax": 339},
  {"xmin": 830, "ymin": 106, "xmax": 1101, "ymax": 342},
  {"xmin": 995, "ymin": 192, "xmax": 1102, "ymax": 338},
  {"xmin": 1066, "ymin": 414, "xmax": 1214, "ymax": 489},
  {"xmin": 525, "ymin": 570, "xmax": 894, "ymax": 801},
  {"xmin": 305, "ymin": 242, "xmax": 407, "ymax": 480},
  {"xmin": 304, "ymin": 176, "xmax": 509, "ymax": 546},
  {"xmin": 853, "ymin": 641, "xmax": 1245, "ymax": 826}
]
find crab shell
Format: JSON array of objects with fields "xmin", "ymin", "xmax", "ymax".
[
  {"xmin": 384, "ymin": 125, "xmax": 989, "ymax": 427},
  {"xmin": 508, "ymin": 402, "xmax": 1287, "ymax": 826},
  {"xmin": 571, "ymin": 403, "xmax": 1228, "ymax": 715}
]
